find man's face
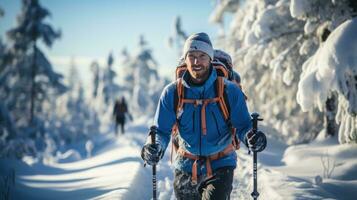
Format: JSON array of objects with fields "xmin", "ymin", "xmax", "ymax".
[{"xmin": 185, "ymin": 51, "xmax": 211, "ymax": 84}]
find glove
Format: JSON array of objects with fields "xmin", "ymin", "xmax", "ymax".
[
  {"xmin": 141, "ymin": 143, "xmax": 163, "ymax": 165},
  {"xmin": 245, "ymin": 130, "xmax": 267, "ymax": 152}
]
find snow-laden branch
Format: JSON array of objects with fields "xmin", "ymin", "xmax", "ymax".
[{"xmin": 297, "ymin": 18, "xmax": 357, "ymax": 143}]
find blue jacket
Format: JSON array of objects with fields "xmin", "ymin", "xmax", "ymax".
[{"xmin": 153, "ymin": 68, "xmax": 251, "ymax": 174}]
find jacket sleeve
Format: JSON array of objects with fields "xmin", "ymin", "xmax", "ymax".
[
  {"xmin": 150, "ymin": 82, "xmax": 177, "ymax": 153},
  {"xmin": 226, "ymin": 82, "xmax": 252, "ymax": 143}
]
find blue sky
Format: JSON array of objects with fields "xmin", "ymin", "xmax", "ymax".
[{"xmin": 0, "ymin": 0, "xmax": 222, "ymax": 80}]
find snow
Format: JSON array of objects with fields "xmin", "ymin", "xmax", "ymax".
[
  {"xmin": 290, "ymin": 0, "xmax": 311, "ymax": 19},
  {"xmin": 270, "ymin": 139, "xmax": 357, "ymax": 200},
  {"xmin": 304, "ymin": 19, "xmax": 319, "ymax": 35},
  {"xmin": 297, "ymin": 18, "xmax": 357, "ymax": 111},
  {"xmin": 234, "ymin": 124, "xmax": 357, "ymax": 200},
  {"xmin": 1, "ymin": 121, "xmax": 356, "ymax": 200},
  {"xmin": 1, "ymin": 1, "xmax": 357, "ymax": 199},
  {"xmin": 0, "ymin": 123, "xmax": 158, "ymax": 200},
  {"xmin": 215, "ymin": 0, "xmax": 324, "ymax": 145},
  {"xmin": 297, "ymin": 17, "xmax": 357, "ymax": 143}
]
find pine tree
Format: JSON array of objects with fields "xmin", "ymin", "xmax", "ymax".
[
  {"xmin": 0, "ymin": 8, "xmax": 17, "ymax": 141},
  {"xmin": 90, "ymin": 61, "xmax": 100, "ymax": 98},
  {"xmin": 0, "ymin": 38, "xmax": 18, "ymax": 142},
  {"xmin": 46, "ymin": 58, "xmax": 100, "ymax": 148},
  {"xmin": 0, "ymin": 1, "xmax": 67, "ymax": 158},
  {"xmin": 168, "ymin": 16, "xmax": 188, "ymax": 57},
  {"xmin": 6, "ymin": 0, "xmax": 66, "ymax": 127},
  {"xmin": 131, "ymin": 35, "xmax": 164, "ymax": 115},
  {"xmin": 0, "ymin": 6, "xmax": 3, "ymax": 18},
  {"xmin": 119, "ymin": 48, "xmax": 135, "ymax": 94},
  {"xmin": 102, "ymin": 51, "xmax": 120, "ymax": 104},
  {"xmin": 68, "ymin": 57, "xmax": 80, "ymax": 92}
]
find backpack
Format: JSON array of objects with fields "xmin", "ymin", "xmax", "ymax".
[
  {"xmin": 118, "ymin": 102, "xmax": 128, "ymax": 113},
  {"xmin": 213, "ymin": 49, "xmax": 245, "ymax": 93}
]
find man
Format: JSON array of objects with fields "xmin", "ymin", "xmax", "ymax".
[
  {"xmin": 141, "ymin": 32, "xmax": 266, "ymax": 199},
  {"xmin": 113, "ymin": 97, "xmax": 129, "ymax": 135}
]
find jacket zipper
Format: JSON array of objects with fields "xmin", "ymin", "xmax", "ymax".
[
  {"xmin": 199, "ymin": 88, "xmax": 205, "ymax": 156},
  {"xmin": 199, "ymin": 106, "xmax": 202, "ymax": 156}
]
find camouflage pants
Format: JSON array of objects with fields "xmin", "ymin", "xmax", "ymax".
[{"xmin": 173, "ymin": 166, "xmax": 234, "ymax": 200}]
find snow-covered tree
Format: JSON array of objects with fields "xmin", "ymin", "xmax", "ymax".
[
  {"xmin": 0, "ymin": 8, "xmax": 20, "ymax": 157},
  {"xmin": 6, "ymin": 0, "xmax": 66, "ymax": 124},
  {"xmin": 0, "ymin": 9, "xmax": 16, "ymax": 140},
  {"xmin": 90, "ymin": 61, "xmax": 100, "ymax": 98},
  {"xmin": 44, "ymin": 59, "xmax": 100, "ymax": 153},
  {"xmin": 67, "ymin": 57, "xmax": 80, "ymax": 92},
  {"xmin": 0, "ymin": 38, "xmax": 20, "ymax": 156},
  {"xmin": 65, "ymin": 84, "xmax": 92, "ymax": 143},
  {"xmin": 210, "ymin": 0, "xmax": 355, "ymax": 144},
  {"xmin": 131, "ymin": 35, "xmax": 167, "ymax": 116},
  {"xmin": 0, "ymin": 0, "xmax": 66, "ymax": 158},
  {"xmin": 119, "ymin": 48, "xmax": 135, "ymax": 94},
  {"xmin": 290, "ymin": 0, "xmax": 356, "ymax": 139},
  {"xmin": 168, "ymin": 16, "xmax": 188, "ymax": 56},
  {"xmin": 209, "ymin": 0, "xmax": 239, "ymax": 36},
  {"xmin": 209, "ymin": 0, "xmax": 318, "ymax": 144},
  {"xmin": 297, "ymin": 17, "xmax": 357, "ymax": 144},
  {"xmin": 102, "ymin": 52, "xmax": 120, "ymax": 104}
]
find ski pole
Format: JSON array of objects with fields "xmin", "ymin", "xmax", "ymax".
[
  {"xmin": 251, "ymin": 112, "xmax": 263, "ymax": 200},
  {"xmin": 150, "ymin": 125, "xmax": 158, "ymax": 200}
]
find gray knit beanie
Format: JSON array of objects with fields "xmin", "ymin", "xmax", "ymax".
[{"xmin": 182, "ymin": 32, "xmax": 214, "ymax": 60}]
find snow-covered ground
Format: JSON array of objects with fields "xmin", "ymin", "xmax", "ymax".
[
  {"xmin": 0, "ymin": 121, "xmax": 158, "ymax": 200},
  {"xmin": 236, "ymin": 124, "xmax": 357, "ymax": 200},
  {"xmin": 1, "ymin": 120, "xmax": 356, "ymax": 200},
  {"xmin": 1, "ymin": 1, "xmax": 356, "ymax": 200}
]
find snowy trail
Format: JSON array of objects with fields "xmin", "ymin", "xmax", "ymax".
[
  {"xmin": 1, "ymin": 122, "xmax": 356, "ymax": 200},
  {"xmin": 0, "ymin": 123, "xmax": 155, "ymax": 200},
  {"xmin": 233, "ymin": 124, "xmax": 333, "ymax": 200},
  {"xmin": 230, "ymin": 124, "xmax": 288, "ymax": 199},
  {"xmin": 0, "ymin": 122, "xmax": 300, "ymax": 200},
  {"xmin": 239, "ymin": 125, "xmax": 357, "ymax": 200}
]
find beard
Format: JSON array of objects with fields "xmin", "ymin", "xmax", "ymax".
[{"xmin": 189, "ymin": 64, "xmax": 210, "ymax": 83}]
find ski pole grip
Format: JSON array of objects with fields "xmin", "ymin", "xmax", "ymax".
[
  {"xmin": 150, "ymin": 125, "xmax": 157, "ymax": 144},
  {"xmin": 251, "ymin": 112, "xmax": 263, "ymax": 133}
]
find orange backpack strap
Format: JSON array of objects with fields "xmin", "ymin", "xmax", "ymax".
[
  {"xmin": 176, "ymin": 65, "xmax": 187, "ymax": 80},
  {"xmin": 213, "ymin": 64, "xmax": 229, "ymax": 79},
  {"xmin": 216, "ymin": 77, "xmax": 230, "ymax": 120},
  {"xmin": 176, "ymin": 78, "xmax": 185, "ymax": 116}
]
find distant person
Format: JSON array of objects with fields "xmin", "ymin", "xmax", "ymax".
[{"xmin": 113, "ymin": 97, "xmax": 130, "ymax": 135}]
